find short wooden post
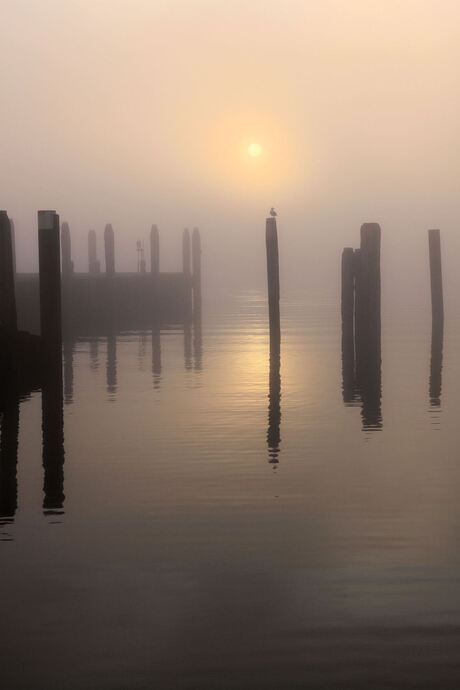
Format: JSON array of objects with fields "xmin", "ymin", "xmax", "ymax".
[
  {"xmin": 88, "ymin": 229, "xmax": 98, "ymax": 274},
  {"xmin": 341, "ymin": 247, "xmax": 355, "ymax": 403},
  {"xmin": 0, "ymin": 211, "xmax": 18, "ymax": 334},
  {"xmin": 266, "ymin": 217, "xmax": 280, "ymax": 352},
  {"xmin": 61, "ymin": 222, "xmax": 73, "ymax": 278},
  {"xmin": 428, "ymin": 229, "xmax": 444, "ymax": 328},
  {"xmin": 192, "ymin": 227, "xmax": 201, "ymax": 311},
  {"xmin": 150, "ymin": 224, "xmax": 159, "ymax": 275},
  {"xmin": 38, "ymin": 210, "xmax": 62, "ymax": 359},
  {"xmin": 104, "ymin": 224, "xmax": 115, "ymax": 276}
]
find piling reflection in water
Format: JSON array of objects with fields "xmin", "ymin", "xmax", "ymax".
[
  {"xmin": 193, "ymin": 301, "xmax": 202, "ymax": 373},
  {"xmin": 106, "ymin": 333, "xmax": 117, "ymax": 399},
  {"xmin": 63, "ymin": 339, "xmax": 74, "ymax": 405},
  {"xmin": 0, "ymin": 399, "xmax": 20, "ymax": 531},
  {"xmin": 42, "ymin": 365, "xmax": 65, "ymax": 515},
  {"xmin": 267, "ymin": 346, "xmax": 281, "ymax": 465},
  {"xmin": 90, "ymin": 337, "xmax": 99, "ymax": 370},
  {"xmin": 184, "ymin": 323, "xmax": 192, "ymax": 371},
  {"xmin": 429, "ymin": 322, "xmax": 443, "ymax": 409},
  {"xmin": 152, "ymin": 328, "xmax": 162, "ymax": 389}
]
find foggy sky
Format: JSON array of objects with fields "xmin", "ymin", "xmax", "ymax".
[{"xmin": 1, "ymin": 0, "xmax": 460, "ymax": 306}]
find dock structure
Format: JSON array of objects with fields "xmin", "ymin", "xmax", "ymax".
[{"xmin": 14, "ymin": 223, "xmax": 202, "ymax": 336}]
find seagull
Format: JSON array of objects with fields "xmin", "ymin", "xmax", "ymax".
[{"xmin": 270, "ymin": 207, "xmax": 277, "ymax": 217}]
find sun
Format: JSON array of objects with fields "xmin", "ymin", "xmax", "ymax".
[{"xmin": 248, "ymin": 142, "xmax": 262, "ymax": 157}]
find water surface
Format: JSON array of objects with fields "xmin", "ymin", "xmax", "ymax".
[{"xmin": 1, "ymin": 292, "xmax": 460, "ymax": 689}]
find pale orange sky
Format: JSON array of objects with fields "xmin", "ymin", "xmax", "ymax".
[{"xmin": 1, "ymin": 0, "xmax": 460, "ymax": 302}]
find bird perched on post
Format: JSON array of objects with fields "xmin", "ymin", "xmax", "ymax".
[{"xmin": 269, "ymin": 207, "xmax": 277, "ymax": 217}]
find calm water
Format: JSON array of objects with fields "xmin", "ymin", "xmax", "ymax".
[{"xmin": 2, "ymin": 291, "xmax": 460, "ymax": 689}]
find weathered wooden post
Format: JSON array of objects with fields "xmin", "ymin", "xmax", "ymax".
[
  {"xmin": 38, "ymin": 211, "xmax": 62, "ymax": 360},
  {"xmin": 104, "ymin": 224, "xmax": 115, "ymax": 276},
  {"xmin": 266, "ymin": 217, "xmax": 280, "ymax": 352},
  {"xmin": 183, "ymin": 228, "xmax": 192, "ymax": 320},
  {"xmin": 192, "ymin": 227, "xmax": 201, "ymax": 315},
  {"xmin": 0, "ymin": 211, "xmax": 18, "ymax": 334},
  {"xmin": 88, "ymin": 229, "xmax": 99, "ymax": 274},
  {"xmin": 428, "ymin": 229, "xmax": 444, "ymax": 328},
  {"xmin": 60, "ymin": 222, "xmax": 73, "ymax": 278},
  {"xmin": 150, "ymin": 224, "xmax": 159, "ymax": 275},
  {"xmin": 341, "ymin": 247, "xmax": 355, "ymax": 403}
]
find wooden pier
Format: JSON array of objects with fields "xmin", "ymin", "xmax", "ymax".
[{"xmin": 14, "ymin": 222, "xmax": 202, "ymax": 336}]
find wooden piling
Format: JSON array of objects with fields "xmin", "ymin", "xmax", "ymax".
[
  {"xmin": 428, "ymin": 229, "xmax": 444, "ymax": 327},
  {"xmin": 266, "ymin": 217, "xmax": 280, "ymax": 352},
  {"xmin": 61, "ymin": 222, "xmax": 73, "ymax": 278},
  {"xmin": 0, "ymin": 211, "xmax": 18, "ymax": 334},
  {"xmin": 88, "ymin": 229, "xmax": 98, "ymax": 274},
  {"xmin": 192, "ymin": 227, "xmax": 201, "ymax": 310},
  {"xmin": 150, "ymin": 225, "xmax": 159, "ymax": 275},
  {"xmin": 38, "ymin": 211, "xmax": 62, "ymax": 360},
  {"xmin": 104, "ymin": 224, "xmax": 115, "ymax": 276}
]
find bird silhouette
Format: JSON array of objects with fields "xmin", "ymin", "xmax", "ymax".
[{"xmin": 270, "ymin": 207, "xmax": 277, "ymax": 217}]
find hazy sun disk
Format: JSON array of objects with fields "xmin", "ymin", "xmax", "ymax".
[{"xmin": 248, "ymin": 142, "xmax": 262, "ymax": 157}]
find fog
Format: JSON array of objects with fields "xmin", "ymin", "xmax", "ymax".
[{"xmin": 2, "ymin": 0, "xmax": 460, "ymax": 306}]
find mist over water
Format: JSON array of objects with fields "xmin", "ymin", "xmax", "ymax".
[
  {"xmin": 2, "ymin": 1, "xmax": 460, "ymax": 688},
  {"xmin": 1, "ymin": 0, "xmax": 460, "ymax": 300}
]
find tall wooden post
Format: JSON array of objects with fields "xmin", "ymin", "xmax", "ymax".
[
  {"xmin": 61, "ymin": 222, "xmax": 73, "ymax": 278},
  {"xmin": 192, "ymin": 227, "xmax": 201, "ymax": 315},
  {"xmin": 428, "ymin": 229, "xmax": 444, "ymax": 327},
  {"xmin": 88, "ymin": 229, "xmax": 99, "ymax": 274},
  {"xmin": 266, "ymin": 217, "xmax": 280, "ymax": 352},
  {"xmin": 150, "ymin": 224, "xmax": 159, "ymax": 275},
  {"xmin": 38, "ymin": 211, "xmax": 62, "ymax": 360},
  {"xmin": 0, "ymin": 211, "xmax": 18, "ymax": 334}
]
